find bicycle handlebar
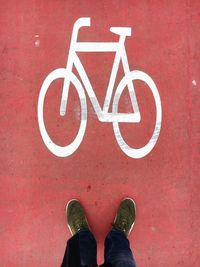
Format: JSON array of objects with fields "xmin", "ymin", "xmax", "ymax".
[
  {"xmin": 71, "ymin": 17, "xmax": 91, "ymax": 44},
  {"xmin": 74, "ymin": 17, "xmax": 91, "ymax": 28}
]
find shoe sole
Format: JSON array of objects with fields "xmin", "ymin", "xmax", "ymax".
[
  {"xmin": 66, "ymin": 199, "xmax": 90, "ymax": 236},
  {"xmin": 113, "ymin": 197, "xmax": 136, "ymax": 236}
]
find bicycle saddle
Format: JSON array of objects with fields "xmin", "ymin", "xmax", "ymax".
[{"xmin": 110, "ymin": 27, "xmax": 132, "ymax": 36}]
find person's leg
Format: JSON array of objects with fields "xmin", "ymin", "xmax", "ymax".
[
  {"xmin": 103, "ymin": 198, "xmax": 137, "ymax": 267},
  {"xmin": 61, "ymin": 199, "xmax": 97, "ymax": 267},
  {"xmin": 104, "ymin": 229, "xmax": 136, "ymax": 267}
]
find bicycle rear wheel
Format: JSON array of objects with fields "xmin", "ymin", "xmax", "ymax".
[
  {"xmin": 112, "ymin": 70, "xmax": 162, "ymax": 159},
  {"xmin": 38, "ymin": 68, "xmax": 87, "ymax": 157}
]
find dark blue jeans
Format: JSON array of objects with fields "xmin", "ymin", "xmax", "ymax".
[{"xmin": 61, "ymin": 229, "xmax": 136, "ymax": 267}]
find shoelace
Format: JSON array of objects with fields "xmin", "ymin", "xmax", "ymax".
[
  {"xmin": 116, "ymin": 216, "xmax": 128, "ymax": 232},
  {"xmin": 73, "ymin": 214, "xmax": 86, "ymax": 232},
  {"xmin": 114, "ymin": 209, "xmax": 132, "ymax": 233}
]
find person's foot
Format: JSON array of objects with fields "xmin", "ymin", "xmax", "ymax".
[
  {"xmin": 66, "ymin": 199, "xmax": 89, "ymax": 236},
  {"xmin": 112, "ymin": 198, "xmax": 136, "ymax": 236}
]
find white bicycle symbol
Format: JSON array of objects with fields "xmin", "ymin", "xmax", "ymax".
[{"xmin": 38, "ymin": 17, "xmax": 162, "ymax": 158}]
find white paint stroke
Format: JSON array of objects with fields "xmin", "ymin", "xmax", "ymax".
[
  {"xmin": 192, "ymin": 80, "xmax": 197, "ymax": 86},
  {"xmin": 35, "ymin": 39, "xmax": 40, "ymax": 47}
]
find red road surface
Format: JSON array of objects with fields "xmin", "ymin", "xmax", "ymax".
[{"xmin": 1, "ymin": 1, "xmax": 200, "ymax": 266}]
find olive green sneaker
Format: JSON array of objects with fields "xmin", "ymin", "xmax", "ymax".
[
  {"xmin": 66, "ymin": 199, "xmax": 89, "ymax": 236},
  {"xmin": 112, "ymin": 198, "xmax": 136, "ymax": 236}
]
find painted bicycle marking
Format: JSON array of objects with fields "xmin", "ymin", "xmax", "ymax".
[{"xmin": 38, "ymin": 17, "xmax": 162, "ymax": 158}]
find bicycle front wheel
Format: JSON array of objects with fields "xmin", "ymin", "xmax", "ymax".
[
  {"xmin": 112, "ymin": 70, "xmax": 162, "ymax": 159},
  {"xmin": 38, "ymin": 68, "xmax": 87, "ymax": 157}
]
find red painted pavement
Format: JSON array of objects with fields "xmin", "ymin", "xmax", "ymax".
[{"xmin": 1, "ymin": 1, "xmax": 200, "ymax": 266}]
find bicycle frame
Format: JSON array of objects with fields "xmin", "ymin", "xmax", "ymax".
[{"xmin": 60, "ymin": 18, "xmax": 140, "ymax": 123}]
